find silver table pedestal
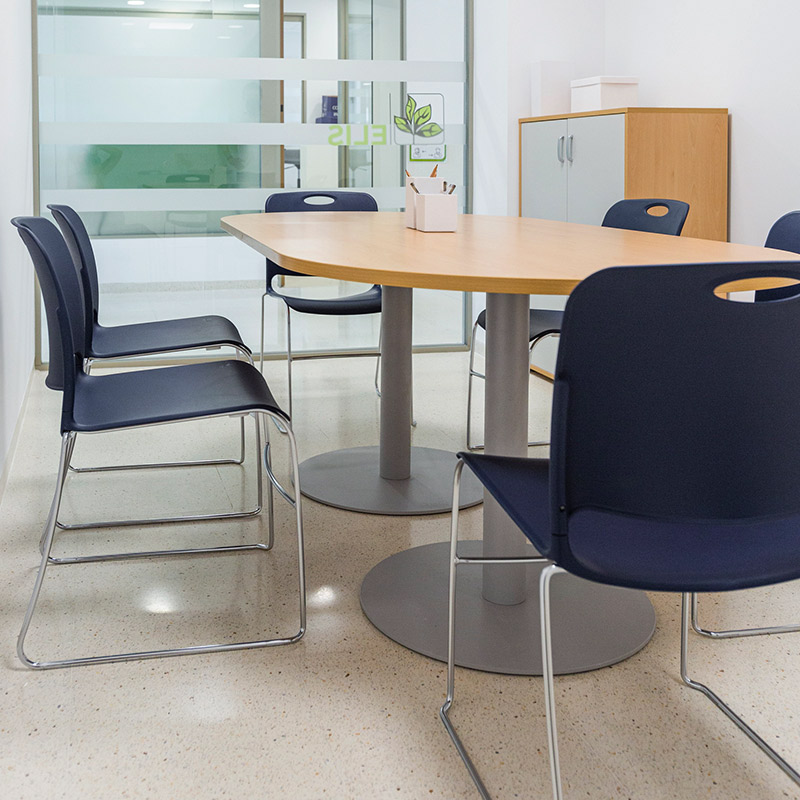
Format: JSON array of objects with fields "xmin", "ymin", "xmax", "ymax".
[
  {"xmin": 360, "ymin": 293, "xmax": 655, "ymax": 675},
  {"xmin": 299, "ymin": 285, "xmax": 483, "ymax": 515}
]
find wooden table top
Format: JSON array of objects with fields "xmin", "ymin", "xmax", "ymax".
[{"xmin": 221, "ymin": 212, "xmax": 797, "ymax": 295}]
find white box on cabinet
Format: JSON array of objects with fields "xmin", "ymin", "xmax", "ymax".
[{"xmin": 570, "ymin": 76, "xmax": 638, "ymax": 113}]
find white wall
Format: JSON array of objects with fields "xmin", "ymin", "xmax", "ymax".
[
  {"xmin": 473, "ymin": 0, "xmax": 605, "ymax": 216},
  {"xmin": 604, "ymin": 0, "xmax": 800, "ymax": 246},
  {"xmin": 0, "ymin": 3, "xmax": 35, "ymax": 483}
]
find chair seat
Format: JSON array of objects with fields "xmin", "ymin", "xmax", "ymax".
[
  {"xmin": 460, "ymin": 452, "xmax": 800, "ymax": 594},
  {"xmin": 268, "ymin": 284, "xmax": 382, "ymax": 316},
  {"xmin": 568, "ymin": 508, "xmax": 800, "ymax": 593},
  {"xmin": 90, "ymin": 316, "xmax": 249, "ymax": 360},
  {"xmin": 69, "ymin": 359, "xmax": 282, "ymax": 433},
  {"xmin": 476, "ymin": 308, "xmax": 563, "ymax": 342}
]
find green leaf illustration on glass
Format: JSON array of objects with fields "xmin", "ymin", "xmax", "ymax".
[
  {"xmin": 413, "ymin": 105, "xmax": 432, "ymax": 127},
  {"xmin": 394, "ymin": 95, "xmax": 443, "ymax": 142},
  {"xmin": 417, "ymin": 122, "xmax": 443, "ymax": 138}
]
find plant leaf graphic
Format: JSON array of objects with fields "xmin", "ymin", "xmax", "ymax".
[
  {"xmin": 394, "ymin": 116, "xmax": 412, "ymax": 133},
  {"xmin": 405, "ymin": 96, "xmax": 417, "ymax": 122},
  {"xmin": 417, "ymin": 122, "xmax": 443, "ymax": 138},
  {"xmin": 413, "ymin": 105, "xmax": 432, "ymax": 128}
]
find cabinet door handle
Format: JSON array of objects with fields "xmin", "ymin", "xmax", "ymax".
[
  {"xmin": 566, "ymin": 134, "xmax": 574, "ymax": 163},
  {"xmin": 557, "ymin": 135, "xmax": 565, "ymax": 163}
]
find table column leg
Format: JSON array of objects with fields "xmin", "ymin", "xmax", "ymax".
[
  {"xmin": 379, "ymin": 285, "xmax": 413, "ymax": 480},
  {"xmin": 482, "ymin": 293, "xmax": 535, "ymax": 604},
  {"xmin": 298, "ymin": 284, "xmax": 483, "ymax": 515}
]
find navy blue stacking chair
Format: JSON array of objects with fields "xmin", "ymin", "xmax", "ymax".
[
  {"xmin": 466, "ymin": 198, "xmax": 690, "ymax": 450},
  {"xmin": 444, "ymin": 259, "xmax": 800, "ymax": 797},
  {"xmin": 48, "ymin": 204, "xmax": 252, "ymax": 474},
  {"xmin": 12, "ymin": 216, "xmax": 306, "ymax": 669},
  {"xmin": 262, "ymin": 191, "xmax": 382, "ymax": 418}
]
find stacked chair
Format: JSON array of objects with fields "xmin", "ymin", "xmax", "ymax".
[
  {"xmin": 443, "ymin": 258, "xmax": 800, "ymax": 797},
  {"xmin": 12, "ymin": 215, "xmax": 306, "ymax": 669},
  {"xmin": 48, "ymin": 204, "xmax": 252, "ymax": 475}
]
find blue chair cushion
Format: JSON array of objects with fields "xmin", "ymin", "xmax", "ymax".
[
  {"xmin": 567, "ymin": 508, "xmax": 800, "ymax": 593},
  {"xmin": 476, "ymin": 308, "xmax": 563, "ymax": 343},
  {"xmin": 69, "ymin": 359, "xmax": 281, "ymax": 433},
  {"xmin": 267, "ymin": 283, "xmax": 382, "ymax": 316},
  {"xmin": 90, "ymin": 316, "xmax": 249, "ymax": 360}
]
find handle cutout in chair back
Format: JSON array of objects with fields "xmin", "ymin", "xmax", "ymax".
[
  {"xmin": 602, "ymin": 198, "xmax": 689, "ymax": 236},
  {"xmin": 302, "ymin": 195, "xmax": 336, "ymax": 206},
  {"xmin": 715, "ymin": 276, "xmax": 800, "ymax": 301}
]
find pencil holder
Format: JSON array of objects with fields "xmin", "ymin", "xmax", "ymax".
[
  {"xmin": 415, "ymin": 192, "xmax": 458, "ymax": 232},
  {"xmin": 405, "ymin": 176, "xmax": 447, "ymax": 229}
]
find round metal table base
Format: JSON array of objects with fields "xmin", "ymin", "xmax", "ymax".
[
  {"xmin": 360, "ymin": 541, "xmax": 656, "ymax": 675},
  {"xmin": 299, "ymin": 446, "xmax": 484, "ymax": 515}
]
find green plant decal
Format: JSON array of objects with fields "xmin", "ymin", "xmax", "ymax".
[
  {"xmin": 394, "ymin": 96, "xmax": 442, "ymax": 139},
  {"xmin": 417, "ymin": 122, "xmax": 443, "ymax": 138}
]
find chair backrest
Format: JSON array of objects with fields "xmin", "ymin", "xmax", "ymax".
[
  {"xmin": 550, "ymin": 259, "xmax": 800, "ymax": 571},
  {"xmin": 12, "ymin": 217, "xmax": 87, "ymax": 420},
  {"xmin": 47, "ymin": 205, "xmax": 100, "ymax": 331},
  {"xmin": 263, "ymin": 191, "xmax": 378, "ymax": 282},
  {"xmin": 601, "ymin": 198, "xmax": 690, "ymax": 236},
  {"xmin": 755, "ymin": 211, "xmax": 800, "ymax": 301}
]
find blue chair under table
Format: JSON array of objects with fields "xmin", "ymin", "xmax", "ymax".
[
  {"xmin": 12, "ymin": 216, "xmax": 306, "ymax": 669},
  {"xmin": 48, "ymin": 203, "xmax": 253, "ymax": 474},
  {"xmin": 443, "ymin": 258, "xmax": 800, "ymax": 797},
  {"xmin": 261, "ymin": 191, "xmax": 382, "ymax": 418},
  {"xmin": 466, "ymin": 198, "xmax": 690, "ymax": 450}
]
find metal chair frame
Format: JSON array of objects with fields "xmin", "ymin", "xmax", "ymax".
[
  {"xmin": 442, "ymin": 459, "xmax": 800, "ymax": 799},
  {"xmin": 18, "ymin": 407, "xmax": 306, "ymax": 670},
  {"xmin": 539, "ymin": 571, "xmax": 800, "ymax": 799},
  {"xmin": 439, "ymin": 460, "xmax": 547, "ymax": 799},
  {"xmin": 690, "ymin": 592, "xmax": 800, "ymax": 639},
  {"xmin": 50, "ymin": 410, "xmax": 265, "ymax": 553}
]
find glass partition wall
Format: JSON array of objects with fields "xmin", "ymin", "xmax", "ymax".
[{"xmin": 35, "ymin": 0, "xmax": 469, "ymax": 364}]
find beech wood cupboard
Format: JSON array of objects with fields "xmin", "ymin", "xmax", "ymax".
[{"xmin": 519, "ymin": 107, "xmax": 729, "ymax": 241}]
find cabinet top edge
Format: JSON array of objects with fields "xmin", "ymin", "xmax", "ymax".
[{"xmin": 519, "ymin": 107, "xmax": 729, "ymax": 124}]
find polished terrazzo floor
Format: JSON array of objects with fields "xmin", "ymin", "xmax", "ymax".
[{"xmin": 2, "ymin": 352, "xmax": 800, "ymax": 799}]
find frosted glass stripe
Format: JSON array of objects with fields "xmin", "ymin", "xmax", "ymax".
[
  {"xmin": 39, "ymin": 122, "xmax": 465, "ymax": 146},
  {"xmin": 40, "ymin": 187, "xmax": 409, "ymax": 212},
  {"xmin": 38, "ymin": 54, "xmax": 466, "ymax": 83}
]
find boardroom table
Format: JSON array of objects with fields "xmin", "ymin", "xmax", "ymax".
[{"xmin": 222, "ymin": 211, "xmax": 795, "ymax": 675}]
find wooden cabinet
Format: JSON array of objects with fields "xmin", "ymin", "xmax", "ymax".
[{"xmin": 519, "ymin": 107, "xmax": 729, "ymax": 241}]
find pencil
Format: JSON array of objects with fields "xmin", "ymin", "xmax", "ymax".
[{"xmin": 430, "ymin": 165, "xmax": 438, "ymax": 177}]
